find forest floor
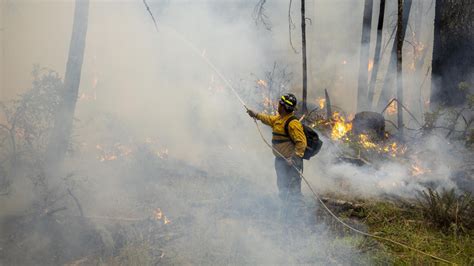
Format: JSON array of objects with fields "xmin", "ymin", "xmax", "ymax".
[
  {"xmin": 1, "ymin": 152, "xmax": 473, "ymax": 265},
  {"xmin": 320, "ymin": 196, "xmax": 474, "ymax": 265}
]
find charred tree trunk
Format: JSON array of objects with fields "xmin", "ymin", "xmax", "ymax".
[
  {"xmin": 301, "ymin": 0, "xmax": 308, "ymax": 114},
  {"xmin": 325, "ymin": 89, "xmax": 332, "ymax": 118},
  {"xmin": 367, "ymin": 0, "xmax": 385, "ymax": 108},
  {"xmin": 47, "ymin": 0, "xmax": 89, "ymax": 165},
  {"xmin": 375, "ymin": 0, "xmax": 412, "ymax": 111},
  {"xmin": 396, "ymin": 0, "xmax": 404, "ymax": 137},
  {"xmin": 356, "ymin": 0, "xmax": 373, "ymax": 112},
  {"xmin": 431, "ymin": 0, "xmax": 474, "ymax": 107}
]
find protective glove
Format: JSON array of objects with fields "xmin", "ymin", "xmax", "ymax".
[{"xmin": 247, "ymin": 109, "xmax": 258, "ymax": 118}]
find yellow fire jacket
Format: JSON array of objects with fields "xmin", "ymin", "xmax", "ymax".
[{"xmin": 256, "ymin": 112, "xmax": 307, "ymax": 158}]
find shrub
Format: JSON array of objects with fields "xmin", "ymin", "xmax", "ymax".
[{"xmin": 416, "ymin": 187, "xmax": 473, "ymax": 232}]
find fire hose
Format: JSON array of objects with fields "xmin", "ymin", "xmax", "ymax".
[{"xmin": 141, "ymin": 2, "xmax": 455, "ymax": 264}]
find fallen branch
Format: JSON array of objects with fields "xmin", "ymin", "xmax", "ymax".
[
  {"xmin": 321, "ymin": 197, "xmax": 364, "ymax": 212},
  {"xmin": 45, "ymin": 206, "xmax": 67, "ymax": 216}
]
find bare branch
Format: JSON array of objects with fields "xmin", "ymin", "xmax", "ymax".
[
  {"xmin": 381, "ymin": 98, "xmax": 422, "ymax": 127},
  {"xmin": 143, "ymin": 0, "xmax": 159, "ymax": 32},
  {"xmin": 253, "ymin": 0, "xmax": 272, "ymax": 30},
  {"xmin": 288, "ymin": 0, "xmax": 299, "ymax": 53}
]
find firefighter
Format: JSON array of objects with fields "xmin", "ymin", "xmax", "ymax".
[{"xmin": 247, "ymin": 93, "xmax": 307, "ymax": 204}]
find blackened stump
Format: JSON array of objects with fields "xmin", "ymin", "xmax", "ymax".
[{"xmin": 352, "ymin": 111, "xmax": 385, "ymax": 139}]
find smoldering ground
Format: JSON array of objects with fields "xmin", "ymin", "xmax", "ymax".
[{"xmin": 0, "ymin": 0, "xmax": 471, "ymax": 265}]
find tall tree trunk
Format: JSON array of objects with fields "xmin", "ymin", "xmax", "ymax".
[
  {"xmin": 301, "ymin": 0, "xmax": 308, "ymax": 114},
  {"xmin": 356, "ymin": 0, "xmax": 373, "ymax": 112},
  {"xmin": 431, "ymin": 0, "xmax": 474, "ymax": 107},
  {"xmin": 375, "ymin": 0, "xmax": 412, "ymax": 111},
  {"xmin": 411, "ymin": 0, "xmax": 425, "ymax": 116},
  {"xmin": 0, "ymin": 1, "xmax": 4, "ymax": 103},
  {"xmin": 396, "ymin": 0, "xmax": 404, "ymax": 137},
  {"xmin": 47, "ymin": 0, "xmax": 89, "ymax": 165},
  {"xmin": 413, "ymin": 0, "xmax": 423, "ymax": 44},
  {"xmin": 367, "ymin": 0, "xmax": 385, "ymax": 108}
]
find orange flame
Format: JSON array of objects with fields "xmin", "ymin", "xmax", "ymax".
[
  {"xmin": 154, "ymin": 208, "xmax": 163, "ymax": 220},
  {"xmin": 96, "ymin": 144, "xmax": 118, "ymax": 162},
  {"xmin": 411, "ymin": 163, "xmax": 430, "ymax": 176},
  {"xmin": 355, "ymin": 135, "xmax": 407, "ymax": 157},
  {"xmin": 368, "ymin": 59, "xmax": 374, "ymax": 72},
  {"xmin": 315, "ymin": 97, "xmax": 326, "ymax": 110},
  {"xmin": 387, "ymin": 101, "xmax": 397, "ymax": 115},
  {"xmin": 95, "ymin": 139, "xmax": 169, "ymax": 162},
  {"xmin": 257, "ymin": 79, "xmax": 268, "ymax": 87},
  {"xmin": 331, "ymin": 112, "xmax": 352, "ymax": 140},
  {"xmin": 154, "ymin": 208, "xmax": 171, "ymax": 224}
]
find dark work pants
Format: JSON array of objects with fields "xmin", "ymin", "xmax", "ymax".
[{"xmin": 274, "ymin": 156, "xmax": 303, "ymax": 203}]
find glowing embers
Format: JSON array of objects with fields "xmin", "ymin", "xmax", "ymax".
[
  {"xmin": 410, "ymin": 161, "xmax": 431, "ymax": 176},
  {"xmin": 145, "ymin": 138, "xmax": 169, "ymax": 159},
  {"xmin": 358, "ymin": 134, "xmax": 377, "ymax": 149},
  {"xmin": 95, "ymin": 138, "xmax": 169, "ymax": 162},
  {"xmin": 384, "ymin": 142, "xmax": 407, "ymax": 157},
  {"xmin": 357, "ymin": 135, "xmax": 407, "ymax": 157},
  {"xmin": 153, "ymin": 208, "xmax": 171, "ymax": 224},
  {"xmin": 95, "ymin": 144, "xmax": 120, "ymax": 162}
]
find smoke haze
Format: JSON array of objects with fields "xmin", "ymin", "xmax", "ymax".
[{"xmin": 0, "ymin": 0, "xmax": 470, "ymax": 265}]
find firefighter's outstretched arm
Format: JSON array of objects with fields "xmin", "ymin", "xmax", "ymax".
[
  {"xmin": 256, "ymin": 113, "xmax": 278, "ymax": 127},
  {"xmin": 247, "ymin": 109, "xmax": 277, "ymax": 127}
]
